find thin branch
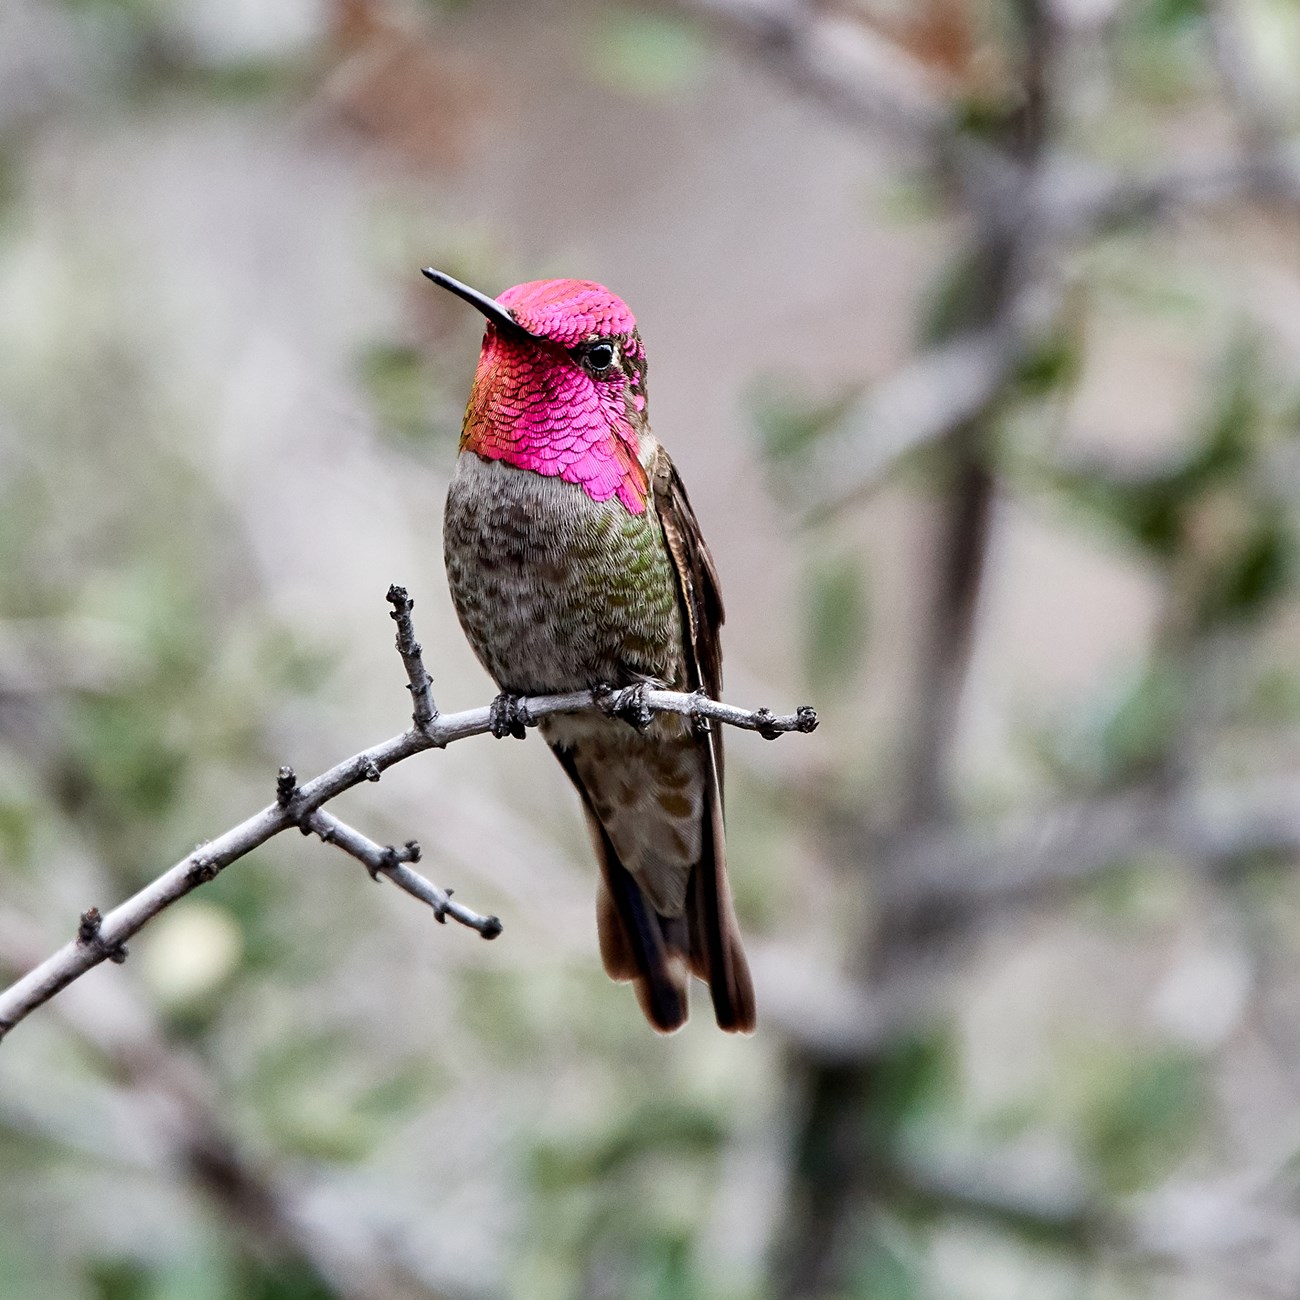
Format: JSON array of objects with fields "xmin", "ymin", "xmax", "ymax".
[
  {"xmin": 0, "ymin": 591, "xmax": 817, "ymax": 1043},
  {"xmin": 387, "ymin": 584, "xmax": 438, "ymax": 731},
  {"xmin": 303, "ymin": 802, "xmax": 504, "ymax": 939}
]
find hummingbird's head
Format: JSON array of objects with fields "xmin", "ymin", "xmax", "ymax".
[{"xmin": 423, "ymin": 268, "xmax": 651, "ymax": 514}]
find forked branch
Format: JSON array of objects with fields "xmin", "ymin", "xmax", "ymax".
[{"xmin": 0, "ymin": 586, "xmax": 817, "ymax": 1042}]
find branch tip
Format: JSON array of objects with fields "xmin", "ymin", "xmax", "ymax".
[{"xmin": 387, "ymin": 584, "xmax": 439, "ymax": 730}]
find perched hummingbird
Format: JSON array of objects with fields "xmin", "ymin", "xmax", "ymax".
[{"xmin": 425, "ymin": 267, "xmax": 755, "ymax": 1034}]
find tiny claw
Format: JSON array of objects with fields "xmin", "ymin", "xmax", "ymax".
[
  {"xmin": 489, "ymin": 693, "xmax": 529, "ymax": 740},
  {"xmin": 612, "ymin": 683, "xmax": 654, "ymax": 732}
]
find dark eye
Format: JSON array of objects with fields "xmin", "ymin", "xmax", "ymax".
[{"xmin": 583, "ymin": 341, "xmax": 617, "ymax": 374}]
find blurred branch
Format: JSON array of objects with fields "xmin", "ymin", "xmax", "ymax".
[
  {"xmin": 674, "ymin": 0, "xmax": 1300, "ymax": 518},
  {"xmin": 1206, "ymin": 0, "xmax": 1291, "ymax": 153},
  {"xmin": 872, "ymin": 776, "xmax": 1300, "ymax": 927},
  {"xmin": 775, "ymin": 2, "xmax": 1061, "ymax": 1292},
  {"xmin": 653, "ymin": 0, "xmax": 956, "ymax": 148},
  {"xmin": 0, "ymin": 586, "xmax": 817, "ymax": 1043},
  {"xmin": 797, "ymin": 301, "xmax": 1043, "ymax": 517}
]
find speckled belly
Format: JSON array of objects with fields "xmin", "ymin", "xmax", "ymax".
[{"xmin": 443, "ymin": 453, "xmax": 686, "ymax": 696}]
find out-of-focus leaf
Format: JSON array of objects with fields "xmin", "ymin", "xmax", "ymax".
[
  {"xmin": 1031, "ymin": 662, "xmax": 1185, "ymax": 789},
  {"xmin": 953, "ymin": 95, "xmax": 1020, "ymax": 146},
  {"xmin": 249, "ymin": 1030, "xmax": 416, "ymax": 1163},
  {"xmin": 1119, "ymin": 0, "xmax": 1210, "ymax": 101},
  {"xmin": 918, "ymin": 246, "xmax": 996, "ymax": 346},
  {"xmin": 66, "ymin": 691, "xmax": 187, "ymax": 819},
  {"xmin": 803, "ymin": 551, "xmax": 870, "ymax": 694},
  {"xmin": 1136, "ymin": 0, "xmax": 1206, "ymax": 30},
  {"xmin": 1244, "ymin": 664, "xmax": 1300, "ymax": 725},
  {"xmin": 582, "ymin": 12, "xmax": 708, "ymax": 99},
  {"xmin": 1195, "ymin": 345, "xmax": 1257, "ymax": 476},
  {"xmin": 873, "ymin": 172, "xmax": 946, "ymax": 224},
  {"xmin": 531, "ymin": 1100, "xmax": 726, "ymax": 1192},
  {"xmin": 1014, "ymin": 328, "xmax": 1083, "ymax": 400},
  {"xmin": 353, "ymin": 1057, "xmax": 436, "ymax": 1125},
  {"xmin": 866, "ymin": 1030, "xmax": 957, "ymax": 1138},
  {"xmin": 86, "ymin": 1258, "xmax": 151, "ymax": 1300},
  {"xmin": 1085, "ymin": 664, "xmax": 1184, "ymax": 784},
  {"xmin": 228, "ymin": 1257, "xmax": 334, "ymax": 1300},
  {"xmin": 750, "ymin": 376, "xmax": 863, "ymax": 465},
  {"xmin": 1082, "ymin": 1048, "xmax": 1207, "ymax": 1192},
  {"xmin": 1194, "ymin": 508, "xmax": 1292, "ymax": 628},
  {"xmin": 851, "ymin": 1237, "xmax": 923, "ymax": 1300},
  {"xmin": 0, "ymin": 797, "xmax": 36, "ymax": 874},
  {"xmin": 1050, "ymin": 336, "xmax": 1267, "ymax": 564},
  {"xmin": 638, "ymin": 1233, "xmax": 698, "ymax": 1300},
  {"xmin": 359, "ymin": 342, "xmax": 437, "ymax": 446},
  {"xmin": 1053, "ymin": 467, "xmax": 1185, "ymax": 558}
]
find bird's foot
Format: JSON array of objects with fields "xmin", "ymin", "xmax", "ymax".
[
  {"xmin": 610, "ymin": 681, "xmax": 657, "ymax": 732},
  {"xmin": 489, "ymin": 692, "xmax": 530, "ymax": 740}
]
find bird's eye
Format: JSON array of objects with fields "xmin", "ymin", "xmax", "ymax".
[{"xmin": 583, "ymin": 341, "xmax": 617, "ymax": 374}]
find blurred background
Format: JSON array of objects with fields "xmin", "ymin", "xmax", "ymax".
[{"xmin": 6, "ymin": 0, "xmax": 1300, "ymax": 1296}]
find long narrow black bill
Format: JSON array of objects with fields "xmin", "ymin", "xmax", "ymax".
[{"xmin": 421, "ymin": 267, "xmax": 533, "ymax": 337}]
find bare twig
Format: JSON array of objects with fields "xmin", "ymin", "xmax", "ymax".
[
  {"xmin": 387, "ymin": 584, "xmax": 438, "ymax": 731},
  {"xmin": 0, "ymin": 590, "xmax": 817, "ymax": 1043},
  {"xmin": 305, "ymin": 803, "xmax": 505, "ymax": 939}
]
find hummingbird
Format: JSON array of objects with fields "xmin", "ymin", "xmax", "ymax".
[{"xmin": 425, "ymin": 267, "xmax": 755, "ymax": 1034}]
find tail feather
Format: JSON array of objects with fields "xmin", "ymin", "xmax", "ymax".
[
  {"xmin": 687, "ymin": 735, "xmax": 756, "ymax": 1033},
  {"xmin": 590, "ymin": 810, "xmax": 689, "ymax": 1033},
  {"xmin": 552, "ymin": 736, "xmax": 754, "ymax": 1035}
]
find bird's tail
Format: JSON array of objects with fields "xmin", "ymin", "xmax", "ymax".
[{"xmin": 590, "ymin": 788, "xmax": 755, "ymax": 1034}]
